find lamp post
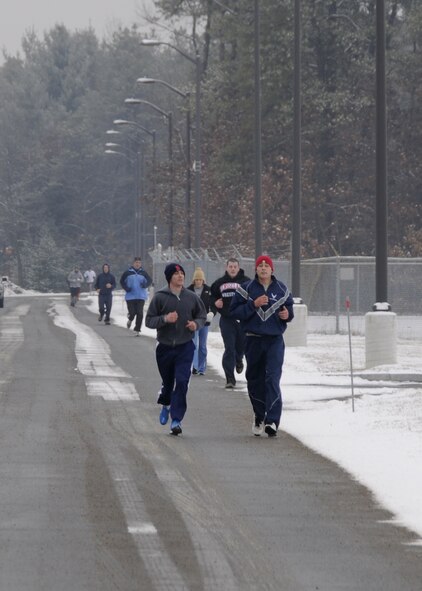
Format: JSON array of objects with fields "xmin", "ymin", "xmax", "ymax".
[
  {"xmin": 140, "ymin": 39, "xmax": 202, "ymax": 248},
  {"xmin": 113, "ymin": 118, "xmax": 157, "ymax": 208},
  {"xmin": 137, "ymin": 77, "xmax": 192, "ymax": 248},
  {"xmin": 253, "ymin": 0, "xmax": 262, "ymax": 258},
  {"xmin": 125, "ymin": 98, "xmax": 174, "ymax": 247},
  {"xmin": 375, "ymin": 0, "xmax": 388, "ymax": 306},
  {"xmin": 292, "ymin": 0, "xmax": 302, "ymax": 299},
  {"xmin": 105, "ymin": 143, "xmax": 144, "ymax": 256}
]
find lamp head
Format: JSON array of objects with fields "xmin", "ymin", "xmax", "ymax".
[
  {"xmin": 140, "ymin": 39, "xmax": 161, "ymax": 46},
  {"xmin": 137, "ymin": 77, "xmax": 156, "ymax": 84}
]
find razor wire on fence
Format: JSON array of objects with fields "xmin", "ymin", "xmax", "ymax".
[{"xmin": 149, "ymin": 248, "xmax": 422, "ymax": 317}]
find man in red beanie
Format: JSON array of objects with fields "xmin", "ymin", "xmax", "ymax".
[{"xmin": 230, "ymin": 255, "xmax": 294, "ymax": 437}]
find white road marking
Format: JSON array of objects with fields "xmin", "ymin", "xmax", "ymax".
[
  {"xmin": 128, "ymin": 522, "xmax": 158, "ymax": 535},
  {"xmin": 49, "ymin": 299, "xmax": 240, "ymax": 589},
  {"xmin": 49, "ymin": 302, "xmax": 137, "ymax": 400}
]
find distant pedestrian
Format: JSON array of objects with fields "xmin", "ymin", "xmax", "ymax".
[
  {"xmin": 230, "ymin": 255, "xmax": 294, "ymax": 437},
  {"xmin": 210, "ymin": 258, "xmax": 250, "ymax": 389},
  {"xmin": 119, "ymin": 257, "xmax": 152, "ymax": 336},
  {"xmin": 145, "ymin": 263, "xmax": 206, "ymax": 436},
  {"xmin": 187, "ymin": 267, "xmax": 214, "ymax": 375},
  {"xmin": 95, "ymin": 264, "xmax": 116, "ymax": 325},
  {"xmin": 67, "ymin": 267, "xmax": 84, "ymax": 307},
  {"xmin": 84, "ymin": 268, "xmax": 97, "ymax": 293}
]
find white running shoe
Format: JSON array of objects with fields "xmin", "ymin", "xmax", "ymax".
[{"xmin": 252, "ymin": 417, "xmax": 264, "ymax": 437}]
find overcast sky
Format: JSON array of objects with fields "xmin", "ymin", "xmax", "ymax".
[{"xmin": 1, "ymin": 0, "xmax": 155, "ymax": 60}]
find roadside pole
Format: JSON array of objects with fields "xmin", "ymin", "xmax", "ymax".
[{"xmin": 346, "ymin": 296, "xmax": 355, "ymax": 412}]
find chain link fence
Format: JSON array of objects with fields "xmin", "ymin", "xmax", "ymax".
[{"xmin": 149, "ymin": 248, "xmax": 422, "ymax": 316}]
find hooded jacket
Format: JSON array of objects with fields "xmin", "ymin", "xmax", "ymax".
[
  {"xmin": 95, "ymin": 265, "xmax": 116, "ymax": 295},
  {"xmin": 210, "ymin": 268, "xmax": 250, "ymax": 318},
  {"xmin": 120, "ymin": 266, "xmax": 152, "ymax": 301},
  {"xmin": 145, "ymin": 286, "xmax": 206, "ymax": 347}
]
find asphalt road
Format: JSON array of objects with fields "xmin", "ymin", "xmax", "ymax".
[{"xmin": 0, "ymin": 295, "xmax": 421, "ymax": 591}]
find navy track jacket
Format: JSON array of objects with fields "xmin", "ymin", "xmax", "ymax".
[{"xmin": 230, "ymin": 276, "xmax": 294, "ymax": 336}]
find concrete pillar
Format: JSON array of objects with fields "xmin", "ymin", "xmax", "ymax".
[
  {"xmin": 284, "ymin": 301, "xmax": 307, "ymax": 347},
  {"xmin": 365, "ymin": 311, "xmax": 397, "ymax": 368}
]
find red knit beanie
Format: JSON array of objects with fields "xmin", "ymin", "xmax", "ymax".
[{"xmin": 255, "ymin": 255, "xmax": 274, "ymax": 271}]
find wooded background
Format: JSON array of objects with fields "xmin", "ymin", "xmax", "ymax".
[{"xmin": 0, "ymin": 0, "xmax": 421, "ymax": 290}]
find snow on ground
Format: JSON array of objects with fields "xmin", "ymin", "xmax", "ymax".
[
  {"xmin": 4, "ymin": 288, "xmax": 422, "ymax": 543},
  {"xmin": 83, "ymin": 291, "xmax": 422, "ymax": 544}
]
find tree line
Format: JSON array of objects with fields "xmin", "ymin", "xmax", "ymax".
[{"xmin": 0, "ymin": 0, "xmax": 421, "ymax": 290}]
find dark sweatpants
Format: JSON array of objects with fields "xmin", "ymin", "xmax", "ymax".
[
  {"xmin": 126, "ymin": 299, "xmax": 146, "ymax": 332},
  {"xmin": 219, "ymin": 315, "xmax": 245, "ymax": 383},
  {"xmin": 99, "ymin": 293, "xmax": 112, "ymax": 321},
  {"xmin": 156, "ymin": 340, "xmax": 195, "ymax": 423},
  {"xmin": 244, "ymin": 334, "xmax": 285, "ymax": 427}
]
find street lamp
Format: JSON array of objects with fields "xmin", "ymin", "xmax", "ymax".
[
  {"xmin": 206, "ymin": 2, "xmax": 262, "ymax": 258},
  {"xmin": 105, "ymin": 142, "xmax": 144, "ymax": 256},
  {"xmin": 125, "ymin": 98, "xmax": 175, "ymax": 247},
  {"xmin": 137, "ymin": 77, "xmax": 192, "ymax": 249},
  {"xmin": 375, "ymin": 0, "xmax": 388, "ymax": 306},
  {"xmin": 253, "ymin": 0, "xmax": 262, "ymax": 258},
  {"xmin": 292, "ymin": 0, "xmax": 302, "ymax": 299},
  {"xmin": 113, "ymin": 118, "xmax": 157, "ymax": 203},
  {"xmin": 140, "ymin": 39, "xmax": 202, "ymax": 248}
]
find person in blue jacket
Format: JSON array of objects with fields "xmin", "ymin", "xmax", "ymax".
[
  {"xmin": 119, "ymin": 257, "xmax": 152, "ymax": 336},
  {"xmin": 230, "ymin": 255, "xmax": 294, "ymax": 438},
  {"xmin": 95, "ymin": 263, "xmax": 116, "ymax": 325}
]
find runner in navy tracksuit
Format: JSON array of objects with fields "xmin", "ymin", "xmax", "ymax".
[
  {"xmin": 120, "ymin": 257, "xmax": 152, "ymax": 335},
  {"xmin": 230, "ymin": 255, "xmax": 294, "ymax": 437},
  {"xmin": 95, "ymin": 263, "xmax": 116, "ymax": 324},
  {"xmin": 145, "ymin": 263, "xmax": 206, "ymax": 436}
]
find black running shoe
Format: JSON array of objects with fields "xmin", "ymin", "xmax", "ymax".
[
  {"xmin": 264, "ymin": 423, "xmax": 278, "ymax": 437},
  {"xmin": 170, "ymin": 420, "xmax": 182, "ymax": 436},
  {"xmin": 236, "ymin": 361, "xmax": 244, "ymax": 374}
]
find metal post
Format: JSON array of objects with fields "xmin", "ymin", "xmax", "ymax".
[
  {"xmin": 168, "ymin": 112, "xmax": 174, "ymax": 247},
  {"xmin": 194, "ymin": 55, "xmax": 202, "ymax": 248},
  {"xmin": 254, "ymin": 0, "xmax": 262, "ymax": 259},
  {"xmin": 135, "ymin": 150, "xmax": 140, "ymax": 255},
  {"xmin": 292, "ymin": 0, "xmax": 302, "ymax": 297},
  {"xmin": 376, "ymin": 0, "xmax": 388, "ymax": 303},
  {"xmin": 140, "ymin": 148, "xmax": 145, "ymax": 259},
  {"xmin": 186, "ymin": 109, "xmax": 192, "ymax": 248},
  {"xmin": 346, "ymin": 296, "xmax": 355, "ymax": 412},
  {"xmin": 152, "ymin": 130, "xmax": 157, "ymax": 203}
]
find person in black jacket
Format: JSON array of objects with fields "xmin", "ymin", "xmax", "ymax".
[
  {"xmin": 187, "ymin": 267, "xmax": 214, "ymax": 375},
  {"xmin": 145, "ymin": 263, "xmax": 206, "ymax": 436},
  {"xmin": 95, "ymin": 263, "xmax": 116, "ymax": 324},
  {"xmin": 210, "ymin": 258, "xmax": 250, "ymax": 389}
]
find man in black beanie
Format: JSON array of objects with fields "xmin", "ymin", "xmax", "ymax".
[{"xmin": 145, "ymin": 262, "xmax": 206, "ymax": 435}]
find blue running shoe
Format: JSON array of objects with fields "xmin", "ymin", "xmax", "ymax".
[
  {"xmin": 170, "ymin": 420, "xmax": 182, "ymax": 436},
  {"xmin": 159, "ymin": 405, "xmax": 170, "ymax": 425}
]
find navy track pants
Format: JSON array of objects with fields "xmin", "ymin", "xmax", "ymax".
[
  {"xmin": 156, "ymin": 340, "xmax": 195, "ymax": 422},
  {"xmin": 244, "ymin": 334, "xmax": 285, "ymax": 427}
]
